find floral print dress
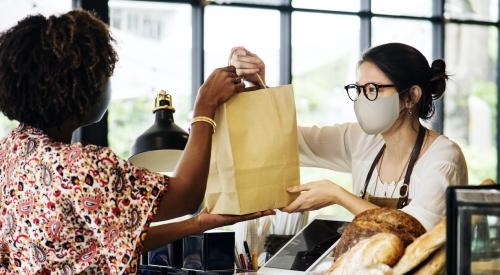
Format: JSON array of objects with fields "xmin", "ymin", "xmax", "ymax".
[{"xmin": 0, "ymin": 125, "xmax": 169, "ymax": 274}]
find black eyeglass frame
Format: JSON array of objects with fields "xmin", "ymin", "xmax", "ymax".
[{"xmin": 344, "ymin": 83, "xmax": 397, "ymax": 101}]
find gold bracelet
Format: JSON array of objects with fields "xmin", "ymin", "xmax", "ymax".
[{"xmin": 192, "ymin": 116, "xmax": 216, "ymax": 133}]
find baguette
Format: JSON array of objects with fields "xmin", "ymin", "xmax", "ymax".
[
  {"xmin": 413, "ymin": 246, "xmax": 446, "ymax": 275},
  {"xmin": 353, "ymin": 264, "xmax": 393, "ymax": 275},
  {"xmin": 392, "ymin": 219, "xmax": 446, "ymax": 274}
]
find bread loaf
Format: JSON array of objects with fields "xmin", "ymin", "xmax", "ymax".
[
  {"xmin": 392, "ymin": 219, "xmax": 446, "ymax": 274},
  {"xmin": 327, "ymin": 233, "xmax": 403, "ymax": 275},
  {"xmin": 352, "ymin": 264, "xmax": 393, "ymax": 275},
  {"xmin": 413, "ymin": 246, "xmax": 446, "ymax": 275},
  {"xmin": 333, "ymin": 208, "xmax": 426, "ymax": 260}
]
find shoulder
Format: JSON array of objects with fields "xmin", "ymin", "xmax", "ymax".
[
  {"xmin": 416, "ymin": 135, "xmax": 468, "ymax": 185},
  {"xmin": 59, "ymin": 142, "xmax": 127, "ymax": 171},
  {"xmin": 422, "ymin": 135, "xmax": 466, "ymax": 167}
]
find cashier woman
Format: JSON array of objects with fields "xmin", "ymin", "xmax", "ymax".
[{"xmin": 230, "ymin": 43, "xmax": 468, "ymax": 230}]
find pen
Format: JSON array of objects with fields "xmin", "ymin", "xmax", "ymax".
[
  {"xmin": 251, "ymin": 250, "xmax": 258, "ymax": 270},
  {"xmin": 243, "ymin": 241, "xmax": 252, "ymax": 268},
  {"xmin": 234, "ymin": 247, "xmax": 242, "ymax": 269},
  {"xmin": 239, "ymin": 253, "xmax": 247, "ymax": 270}
]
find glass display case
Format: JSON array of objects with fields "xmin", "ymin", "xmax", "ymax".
[{"xmin": 447, "ymin": 185, "xmax": 500, "ymax": 274}]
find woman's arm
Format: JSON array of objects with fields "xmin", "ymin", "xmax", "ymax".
[
  {"xmin": 332, "ymin": 184, "xmax": 378, "ymax": 215},
  {"xmin": 281, "ymin": 180, "xmax": 378, "ymax": 215},
  {"xmin": 153, "ymin": 66, "xmax": 245, "ymax": 221},
  {"xmin": 143, "ymin": 209, "xmax": 275, "ymax": 252}
]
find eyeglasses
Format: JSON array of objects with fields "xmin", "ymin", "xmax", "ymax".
[{"xmin": 344, "ymin": 83, "xmax": 396, "ymax": 101}]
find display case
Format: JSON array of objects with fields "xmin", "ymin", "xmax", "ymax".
[{"xmin": 447, "ymin": 185, "xmax": 500, "ymax": 275}]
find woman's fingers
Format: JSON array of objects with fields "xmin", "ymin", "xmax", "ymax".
[
  {"xmin": 230, "ymin": 48, "xmax": 247, "ymax": 65},
  {"xmin": 287, "ymin": 183, "xmax": 312, "ymax": 193},
  {"xmin": 229, "ymin": 47, "xmax": 266, "ymax": 88},
  {"xmin": 231, "ymin": 47, "xmax": 247, "ymax": 56},
  {"xmin": 223, "ymin": 65, "xmax": 237, "ymax": 73},
  {"xmin": 232, "ymin": 76, "xmax": 243, "ymax": 84},
  {"xmin": 231, "ymin": 49, "xmax": 262, "ymax": 69},
  {"xmin": 282, "ymin": 184, "xmax": 313, "ymax": 212},
  {"xmin": 236, "ymin": 68, "xmax": 260, "ymax": 76},
  {"xmin": 233, "ymin": 62, "xmax": 260, "ymax": 71},
  {"xmin": 198, "ymin": 66, "xmax": 247, "ymax": 107},
  {"xmin": 226, "ymin": 209, "xmax": 276, "ymax": 224},
  {"xmin": 243, "ymin": 48, "xmax": 258, "ymax": 57},
  {"xmin": 232, "ymin": 60, "xmax": 260, "ymax": 73},
  {"xmin": 233, "ymin": 47, "xmax": 259, "ymax": 58},
  {"xmin": 281, "ymin": 196, "xmax": 306, "ymax": 213},
  {"xmin": 234, "ymin": 82, "xmax": 245, "ymax": 92},
  {"xmin": 237, "ymin": 55, "xmax": 263, "ymax": 66},
  {"xmin": 244, "ymin": 210, "xmax": 275, "ymax": 220}
]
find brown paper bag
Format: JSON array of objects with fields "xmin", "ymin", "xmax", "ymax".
[{"xmin": 205, "ymin": 84, "xmax": 300, "ymax": 215}]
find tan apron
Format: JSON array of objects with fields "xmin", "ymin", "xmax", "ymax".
[{"xmin": 360, "ymin": 125, "xmax": 426, "ymax": 209}]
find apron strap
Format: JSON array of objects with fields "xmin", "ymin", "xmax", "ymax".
[
  {"xmin": 361, "ymin": 125, "xmax": 427, "ymax": 208},
  {"xmin": 361, "ymin": 144, "xmax": 385, "ymax": 200},
  {"xmin": 398, "ymin": 124, "xmax": 427, "ymax": 208}
]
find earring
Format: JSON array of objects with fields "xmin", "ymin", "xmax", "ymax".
[{"xmin": 406, "ymin": 103, "xmax": 413, "ymax": 115}]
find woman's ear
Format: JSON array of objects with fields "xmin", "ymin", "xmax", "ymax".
[{"xmin": 406, "ymin": 85, "xmax": 422, "ymax": 109}]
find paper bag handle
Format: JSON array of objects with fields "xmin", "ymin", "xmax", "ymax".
[{"xmin": 228, "ymin": 48, "xmax": 267, "ymax": 89}]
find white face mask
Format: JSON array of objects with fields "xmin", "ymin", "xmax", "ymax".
[{"xmin": 354, "ymin": 93, "xmax": 400, "ymax": 135}]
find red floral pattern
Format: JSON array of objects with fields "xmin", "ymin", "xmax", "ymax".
[{"xmin": 0, "ymin": 125, "xmax": 169, "ymax": 274}]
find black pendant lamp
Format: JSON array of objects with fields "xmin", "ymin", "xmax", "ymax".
[{"xmin": 129, "ymin": 90, "xmax": 189, "ymax": 173}]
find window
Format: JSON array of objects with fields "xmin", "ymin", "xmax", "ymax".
[
  {"xmin": 372, "ymin": 18, "xmax": 432, "ymax": 61},
  {"xmin": 445, "ymin": 24, "xmax": 498, "ymax": 184},
  {"xmin": 292, "ymin": 0, "xmax": 359, "ymax": 12},
  {"xmin": 445, "ymin": 0, "xmax": 498, "ymax": 21},
  {"xmin": 108, "ymin": 0, "xmax": 192, "ymax": 159},
  {"xmin": 204, "ymin": 6, "xmax": 280, "ymax": 86},
  {"xmin": 0, "ymin": 0, "xmax": 72, "ymax": 137},
  {"xmin": 292, "ymin": 12, "xmax": 360, "ymax": 220},
  {"xmin": 372, "ymin": 0, "xmax": 433, "ymax": 17}
]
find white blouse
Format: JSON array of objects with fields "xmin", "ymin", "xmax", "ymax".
[{"xmin": 297, "ymin": 122, "xmax": 468, "ymax": 230}]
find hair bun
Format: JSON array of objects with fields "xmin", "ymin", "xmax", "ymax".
[
  {"xmin": 431, "ymin": 59, "xmax": 446, "ymax": 78},
  {"xmin": 429, "ymin": 59, "xmax": 448, "ymax": 99}
]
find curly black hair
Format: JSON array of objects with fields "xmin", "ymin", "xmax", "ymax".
[{"xmin": 0, "ymin": 9, "xmax": 118, "ymax": 130}]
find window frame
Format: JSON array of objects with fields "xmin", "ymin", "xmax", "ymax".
[{"xmin": 75, "ymin": 0, "xmax": 500, "ymax": 179}]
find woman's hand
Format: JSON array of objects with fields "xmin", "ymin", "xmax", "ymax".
[
  {"xmin": 281, "ymin": 180, "xmax": 341, "ymax": 213},
  {"xmin": 229, "ymin": 47, "xmax": 266, "ymax": 88},
  {"xmin": 195, "ymin": 208, "xmax": 276, "ymax": 232},
  {"xmin": 194, "ymin": 65, "xmax": 245, "ymax": 117},
  {"xmin": 282, "ymin": 180, "xmax": 379, "ymax": 215}
]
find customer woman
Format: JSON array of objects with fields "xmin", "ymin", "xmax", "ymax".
[
  {"xmin": 230, "ymin": 43, "xmax": 467, "ymax": 230},
  {"xmin": 0, "ymin": 10, "xmax": 273, "ymax": 274}
]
